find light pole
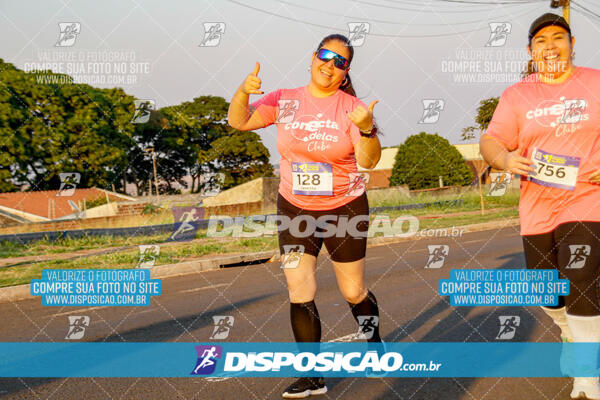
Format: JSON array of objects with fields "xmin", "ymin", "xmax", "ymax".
[
  {"xmin": 144, "ymin": 147, "xmax": 159, "ymax": 203},
  {"xmin": 551, "ymin": 0, "xmax": 571, "ymax": 23}
]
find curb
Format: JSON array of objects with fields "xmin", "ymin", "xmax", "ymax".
[
  {"xmin": 0, "ymin": 250, "xmax": 277, "ymax": 304},
  {"xmin": 0, "ymin": 219, "xmax": 519, "ymax": 304}
]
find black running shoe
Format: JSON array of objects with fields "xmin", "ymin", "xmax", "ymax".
[{"xmin": 282, "ymin": 377, "xmax": 327, "ymax": 398}]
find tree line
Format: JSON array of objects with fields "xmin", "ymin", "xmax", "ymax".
[{"xmin": 0, "ymin": 59, "xmax": 273, "ymax": 194}]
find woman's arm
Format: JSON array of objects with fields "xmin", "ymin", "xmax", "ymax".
[
  {"xmin": 228, "ymin": 62, "xmax": 267, "ymax": 131},
  {"xmin": 480, "ymin": 134, "xmax": 534, "ymax": 176},
  {"xmin": 347, "ymin": 100, "xmax": 381, "ymax": 169},
  {"xmin": 355, "ymin": 135, "xmax": 381, "ymax": 169}
]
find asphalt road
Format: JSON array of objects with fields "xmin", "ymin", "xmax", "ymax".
[{"xmin": 0, "ymin": 226, "xmax": 576, "ymax": 399}]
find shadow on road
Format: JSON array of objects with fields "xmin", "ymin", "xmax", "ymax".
[
  {"xmin": 327, "ymin": 250, "xmax": 551, "ymax": 399},
  {"xmin": 0, "ymin": 293, "xmax": 276, "ymax": 398}
]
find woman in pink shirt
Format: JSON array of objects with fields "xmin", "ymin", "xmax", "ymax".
[
  {"xmin": 228, "ymin": 34, "xmax": 383, "ymax": 398},
  {"xmin": 481, "ymin": 13, "xmax": 600, "ymax": 399}
]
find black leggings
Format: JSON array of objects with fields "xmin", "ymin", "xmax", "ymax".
[{"xmin": 522, "ymin": 221, "xmax": 600, "ymax": 316}]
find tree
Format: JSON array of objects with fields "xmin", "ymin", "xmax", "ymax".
[
  {"xmin": 0, "ymin": 60, "xmax": 273, "ymax": 194},
  {"xmin": 461, "ymin": 97, "xmax": 499, "ymax": 140},
  {"xmin": 201, "ymin": 130, "xmax": 274, "ymax": 190},
  {"xmin": 0, "ymin": 59, "xmax": 135, "ymax": 192},
  {"xmin": 389, "ymin": 132, "xmax": 473, "ymax": 190}
]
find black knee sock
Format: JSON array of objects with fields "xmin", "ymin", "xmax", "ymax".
[
  {"xmin": 290, "ymin": 301, "xmax": 321, "ymax": 343},
  {"xmin": 348, "ymin": 290, "xmax": 381, "ymax": 342}
]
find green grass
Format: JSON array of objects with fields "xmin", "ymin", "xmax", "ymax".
[
  {"xmin": 0, "ymin": 232, "xmax": 173, "ymax": 259},
  {"xmin": 367, "ymin": 186, "xmax": 520, "ymax": 209},
  {"xmin": 0, "ymin": 207, "xmax": 519, "ymax": 288},
  {"xmin": 0, "ymin": 186, "xmax": 519, "ymax": 260},
  {"xmin": 0, "ymin": 236, "xmax": 279, "ymax": 287}
]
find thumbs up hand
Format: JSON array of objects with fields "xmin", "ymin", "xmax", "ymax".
[
  {"xmin": 347, "ymin": 100, "xmax": 378, "ymax": 132},
  {"xmin": 241, "ymin": 62, "xmax": 264, "ymax": 95}
]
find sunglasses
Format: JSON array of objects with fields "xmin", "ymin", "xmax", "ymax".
[{"xmin": 316, "ymin": 48, "xmax": 350, "ymax": 70}]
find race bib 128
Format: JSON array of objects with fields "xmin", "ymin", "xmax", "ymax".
[{"xmin": 291, "ymin": 162, "xmax": 333, "ymax": 196}]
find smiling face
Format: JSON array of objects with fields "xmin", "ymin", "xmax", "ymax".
[
  {"xmin": 528, "ymin": 25, "xmax": 575, "ymax": 79},
  {"xmin": 310, "ymin": 40, "xmax": 350, "ymax": 93}
]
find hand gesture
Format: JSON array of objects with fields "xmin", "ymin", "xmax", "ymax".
[
  {"xmin": 504, "ymin": 148, "xmax": 535, "ymax": 176},
  {"xmin": 347, "ymin": 100, "xmax": 378, "ymax": 132},
  {"xmin": 241, "ymin": 62, "xmax": 264, "ymax": 95}
]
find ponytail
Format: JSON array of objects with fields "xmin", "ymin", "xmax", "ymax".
[{"xmin": 340, "ymin": 73, "xmax": 356, "ymax": 97}]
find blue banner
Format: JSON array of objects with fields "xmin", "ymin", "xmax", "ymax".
[
  {"xmin": 30, "ymin": 269, "xmax": 161, "ymax": 306},
  {"xmin": 439, "ymin": 269, "xmax": 569, "ymax": 306},
  {"xmin": 0, "ymin": 342, "xmax": 598, "ymax": 378}
]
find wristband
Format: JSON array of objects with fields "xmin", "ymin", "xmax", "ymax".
[{"xmin": 360, "ymin": 125, "xmax": 378, "ymax": 138}]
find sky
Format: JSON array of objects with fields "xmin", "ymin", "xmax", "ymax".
[{"xmin": 2, "ymin": 0, "xmax": 600, "ymax": 165}]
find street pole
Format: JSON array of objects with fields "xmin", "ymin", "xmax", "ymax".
[
  {"xmin": 551, "ymin": 0, "xmax": 570, "ymax": 24},
  {"xmin": 151, "ymin": 150, "xmax": 159, "ymax": 204},
  {"xmin": 145, "ymin": 147, "xmax": 160, "ymax": 204}
]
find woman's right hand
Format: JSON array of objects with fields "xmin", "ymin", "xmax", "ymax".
[
  {"xmin": 503, "ymin": 148, "xmax": 535, "ymax": 176},
  {"xmin": 241, "ymin": 62, "xmax": 264, "ymax": 95}
]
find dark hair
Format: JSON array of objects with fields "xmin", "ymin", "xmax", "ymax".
[
  {"xmin": 522, "ymin": 29, "xmax": 573, "ymax": 78},
  {"xmin": 316, "ymin": 34, "xmax": 356, "ymax": 97}
]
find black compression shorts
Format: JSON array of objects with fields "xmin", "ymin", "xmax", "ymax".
[
  {"xmin": 522, "ymin": 221, "xmax": 600, "ymax": 315},
  {"xmin": 276, "ymin": 192, "xmax": 369, "ymax": 263}
]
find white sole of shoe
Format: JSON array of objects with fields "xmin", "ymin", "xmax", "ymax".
[
  {"xmin": 571, "ymin": 379, "xmax": 600, "ymax": 399},
  {"xmin": 282, "ymin": 386, "xmax": 328, "ymax": 398},
  {"xmin": 571, "ymin": 389, "xmax": 600, "ymax": 399}
]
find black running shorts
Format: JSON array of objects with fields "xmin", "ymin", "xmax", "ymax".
[
  {"xmin": 276, "ymin": 193, "xmax": 369, "ymax": 263},
  {"xmin": 522, "ymin": 221, "xmax": 600, "ymax": 315}
]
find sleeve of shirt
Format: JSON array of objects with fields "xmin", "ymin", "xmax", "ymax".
[
  {"xmin": 348, "ymin": 98, "xmax": 369, "ymax": 146},
  {"xmin": 484, "ymin": 88, "xmax": 519, "ymax": 151},
  {"xmin": 250, "ymin": 89, "xmax": 281, "ymax": 127}
]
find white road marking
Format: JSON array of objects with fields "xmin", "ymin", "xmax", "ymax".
[
  {"xmin": 203, "ymin": 377, "xmax": 231, "ymax": 382},
  {"xmin": 179, "ymin": 283, "xmax": 229, "ymax": 294},
  {"xmin": 328, "ymin": 333, "xmax": 365, "ymax": 342},
  {"xmin": 48, "ymin": 306, "xmax": 109, "ymax": 318}
]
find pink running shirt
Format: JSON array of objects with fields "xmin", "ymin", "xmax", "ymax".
[
  {"xmin": 485, "ymin": 67, "xmax": 600, "ymax": 235},
  {"xmin": 251, "ymin": 86, "xmax": 368, "ymax": 211}
]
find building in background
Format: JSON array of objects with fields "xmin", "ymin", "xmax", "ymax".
[
  {"xmin": 357, "ymin": 144, "xmax": 501, "ymax": 189},
  {"xmin": 0, "ymin": 188, "xmax": 137, "ymax": 226}
]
